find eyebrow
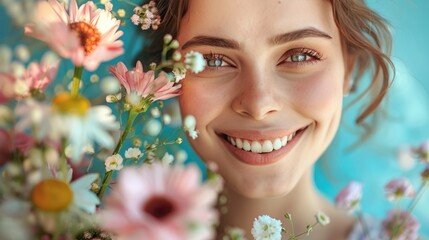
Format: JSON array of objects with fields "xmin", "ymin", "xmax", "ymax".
[
  {"xmin": 181, "ymin": 27, "xmax": 332, "ymax": 50},
  {"xmin": 269, "ymin": 27, "xmax": 332, "ymax": 45}
]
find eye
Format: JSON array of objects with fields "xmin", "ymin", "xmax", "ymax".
[
  {"xmin": 203, "ymin": 53, "xmax": 234, "ymax": 68},
  {"xmin": 280, "ymin": 48, "xmax": 323, "ymax": 66}
]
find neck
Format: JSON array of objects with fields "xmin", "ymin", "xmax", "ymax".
[{"xmin": 216, "ymin": 169, "xmax": 355, "ymax": 239}]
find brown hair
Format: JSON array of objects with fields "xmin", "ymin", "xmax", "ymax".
[{"xmin": 137, "ymin": 0, "xmax": 394, "ymax": 126}]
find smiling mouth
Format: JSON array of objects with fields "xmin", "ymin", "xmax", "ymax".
[{"xmin": 220, "ymin": 126, "xmax": 308, "ymax": 154}]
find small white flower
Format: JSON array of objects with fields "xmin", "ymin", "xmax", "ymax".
[
  {"xmin": 124, "ymin": 147, "xmax": 142, "ymax": 159},
  {"xmin": 100, "ymin": 0, "xmax": 110, "ymax": 4},
  {"xmin": 172, "ymin": 66, "xmax": 186, "ymax": 82},
  {"xmin": 315, "ymin": 211, "xmax": 330, "ymax": 226},
  {"xmin": 10, "ymin": 61, "xmax": 25, "ymax": 78},
  {"xmin": 150, "ymin": 107, "xmax": 161, "ymax": 118},
  {"xmin": 162, "ymin": 114, "xmax": 172, "ymax": 125},
  {"xmin": 106, "ymin": 93, "xmax": 122, "ymax": 103},
  {"xmin": 251, "ymin": 215, "xmax": 282, "ymax": 240},
  {"xmin": 104, "ymin": 2, "xmax": 113, "ymax": 12},
  {"xmin": 188, "ymin": 129, "xmax": 199, "ymax": 140},
  {"xmin": 117, "ymin": 9, "xmax": 126, "ymax": 18},
  {"xmin": 105, "ymin": 154, "xmax": 124, "ymax": 172},
  {"xmin": 183, "ymin": 115, "xmax": 196, "ymax": 131},
  {"xmin": 13, "ymin": 79, "xmax": 29, "ymax": 96},
  {"xmin": 398, "ymin": 146, "xmax": 416, "ymax": 170},
  {"xmin": 184, "ymin": 51, "xmax": 206, "ymax": 74},
  {"xmin": 15, "ymin": 44, "xmax": 30, "ymax": 62},
  {"xmin": 131, "ymin": 14, "xmax": 141, "ymax": 25},
  {"xmin": 175, "ymin": 150, "xmax": 188, "ymax": 164},
  {"xmin": 101, "ymin": 76, "xmax": 120, "ymax": 94},
  {"xmin": 144, "ymin": 119, "xmax": 162, "ymax": 136},
  {"xmin": 161, "ymin": 152, "xmax": 174, "ymax": 165}
]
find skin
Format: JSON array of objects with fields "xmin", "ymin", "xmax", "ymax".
[{"xmin": 178, "ymin": 0, "xmax": 355, "ymax": 238}]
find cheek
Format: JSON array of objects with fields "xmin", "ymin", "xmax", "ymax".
[
  {"xmin": 178, "ymin": 79, "xmax": 229, "ymax": 129},
  {"xmin": 286, "ymin": 68, "xmax": 344, "ymax": 120}
]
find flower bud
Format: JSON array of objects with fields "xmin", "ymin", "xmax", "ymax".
[
  {"xmin": 164, "ymin": 34, "xmax": 173, "ymax": 44},
  {"xmin": 172, "ymin": 51, "xmax": 182, "ymax": 61},
  {"xmin": 170, "ymin": 40, "xmax": 179, "ymax": 49}
]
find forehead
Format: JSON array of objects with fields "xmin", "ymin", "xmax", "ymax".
[{"xmin": 179, "ymin": 0, "xmax": 338, "ymax": 44}]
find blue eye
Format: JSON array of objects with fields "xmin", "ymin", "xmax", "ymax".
[
  {"xmin": 203, "ymin": 53, "xmax": 234, "ymax": 68},
  {"xmin": 282, "ymin": 48, "xmax": 323, "ymax": 65},
  {"xmin": 290, "ymin": 54, "xmax": 308, "ymax": 62},
  {"xmin": 207, "ymin": 58, "xmax": 224, "ymax": 67}
]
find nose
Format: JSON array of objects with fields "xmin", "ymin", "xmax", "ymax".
[{"xmin": 231, "ymin": 68, "xmax": 282, "ymax": 120}]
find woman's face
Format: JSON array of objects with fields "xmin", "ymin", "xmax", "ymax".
[{"xmin": 178, "ymin": 0, "xmax": 350, "ymax": 198}]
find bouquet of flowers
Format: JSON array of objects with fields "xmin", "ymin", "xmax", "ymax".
[{"xmin": 0, "ymin": 0, "xmax": 220, "ymax": 239}]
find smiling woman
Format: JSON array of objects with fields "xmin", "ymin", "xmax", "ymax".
[{"xmin": 138, "ymin": 0, "xmax": 393, "ymax": 239}]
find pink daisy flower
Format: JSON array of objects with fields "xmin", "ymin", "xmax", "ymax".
[
  {"xmin": 335, "ymin": 181, "xmax": 363, "ymax": 213},
  {"xmin": 384, "ymin": 178, "xmax": 415, "ymax": 201},
  {"xmin": 25, "ymin": 0, "xmax": 124, "ymax": 71},
  {"xmin": 382, "ymin": 210, "xmax": 419, "ymax": 240},
  {"xmin": 0, "ymin": 129, "xmax": 35, "ymax": 166},
  {"xmin": 19, "ymin": 57, "xmax": 60, "ymax": 97},
  {"xmin": 109, "ymin": 61, "xmax": 181, "ymax": 102},
  {"xmin": 100, "ymin": 162, "xmax": 218, "ymax": 240}
]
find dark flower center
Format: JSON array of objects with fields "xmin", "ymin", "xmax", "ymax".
[
  {"xmin": 143, "ymin": 196, "xmax": 176, "ymax": 220},
  {"xmin": 69, "ymin": 21, "xmax": 101, "ymax": 55}
]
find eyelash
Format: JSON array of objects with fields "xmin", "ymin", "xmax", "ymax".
[
  {"xmin": 203, "ymin": 53, "xmax": 233, "ymax": 69},
  {"xmin": 201, "ymin": 47, "xmax": 324, "ymax": 70},
  {"xmin": 280, "ymin": 48, "xmax": 324, "ymax": 66}
]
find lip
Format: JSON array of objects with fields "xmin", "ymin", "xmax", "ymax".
[{"xmin": 218, "ymin": 126, "xmax": 309, "ymax": 166}]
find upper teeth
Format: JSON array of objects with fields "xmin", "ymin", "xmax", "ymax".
[{"xmin": 227, "ymin": 131, "xmax": 296, "ymax": 153}]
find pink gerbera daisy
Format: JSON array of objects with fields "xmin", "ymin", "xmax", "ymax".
[
  {"xmin": 109, "ymin": 61, "xmax": 181, "ymax": 102},
  {"xmin": 25, "ymin": 0, "xmax": 124, "ymax": 71},
  {"xmin": 100, "ymin": 163, "xmax": 218, "ymax": 240}
]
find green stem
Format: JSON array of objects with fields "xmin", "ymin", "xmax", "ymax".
[
  {"xmin": 161, "ymin": 45, "xmax": 170, "ymax": 64},
  {"xmin": 292, "ymin": 222, "xmax": 318, "ymax": 239},
  {"xmin": 70, "ymin": 66, "xmax": 83, "ymax": 97},
  {"xmin": 289, "ymin": 217, "xmax": 296, "ymax": 237},
  {"xmin": 60, "ymin": 138, "xmax": 68, "ymax": 181},
  {"xmin": 357, "ymin": 210, "xmax": 369, "ymax": 239},
  {"xmin": 118, "ymin": 0, "xmax": 140, "ymax": 7},
  {"xmin": 390, "ymin": 181, "xmax": 428, "ymax": 239},
  {"xmin": 97, "ymin": 109, "xmax": 140, "ymax": 200}
]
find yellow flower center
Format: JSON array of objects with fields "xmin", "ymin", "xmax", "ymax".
[
  {"xmin": 31, "ymin": 179, "xmax": 73, "ymax": 212},
  {"xmin": 52, "ymin": 92, "xmax": 90, "ymax": 116},
  {"xmin": 69, "ymin": 21, "xmax": 101, "ymax": 55}
]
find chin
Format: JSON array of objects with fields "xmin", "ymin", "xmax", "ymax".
[{"xmin": 225, "ymin": 172, "xmax": 301, "ymax": 199}]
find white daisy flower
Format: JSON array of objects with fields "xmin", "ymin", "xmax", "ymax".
[
  {"xmin": 251, "ymin": 215, "xmax": 282, "ymax": 240},
  {"xmin": 16, "ymin": 94, "xmax": 119, "ymax": 162},
  {"xmin": 70, "ymin": 173, "xmax": 100, "ymax": 213}
]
